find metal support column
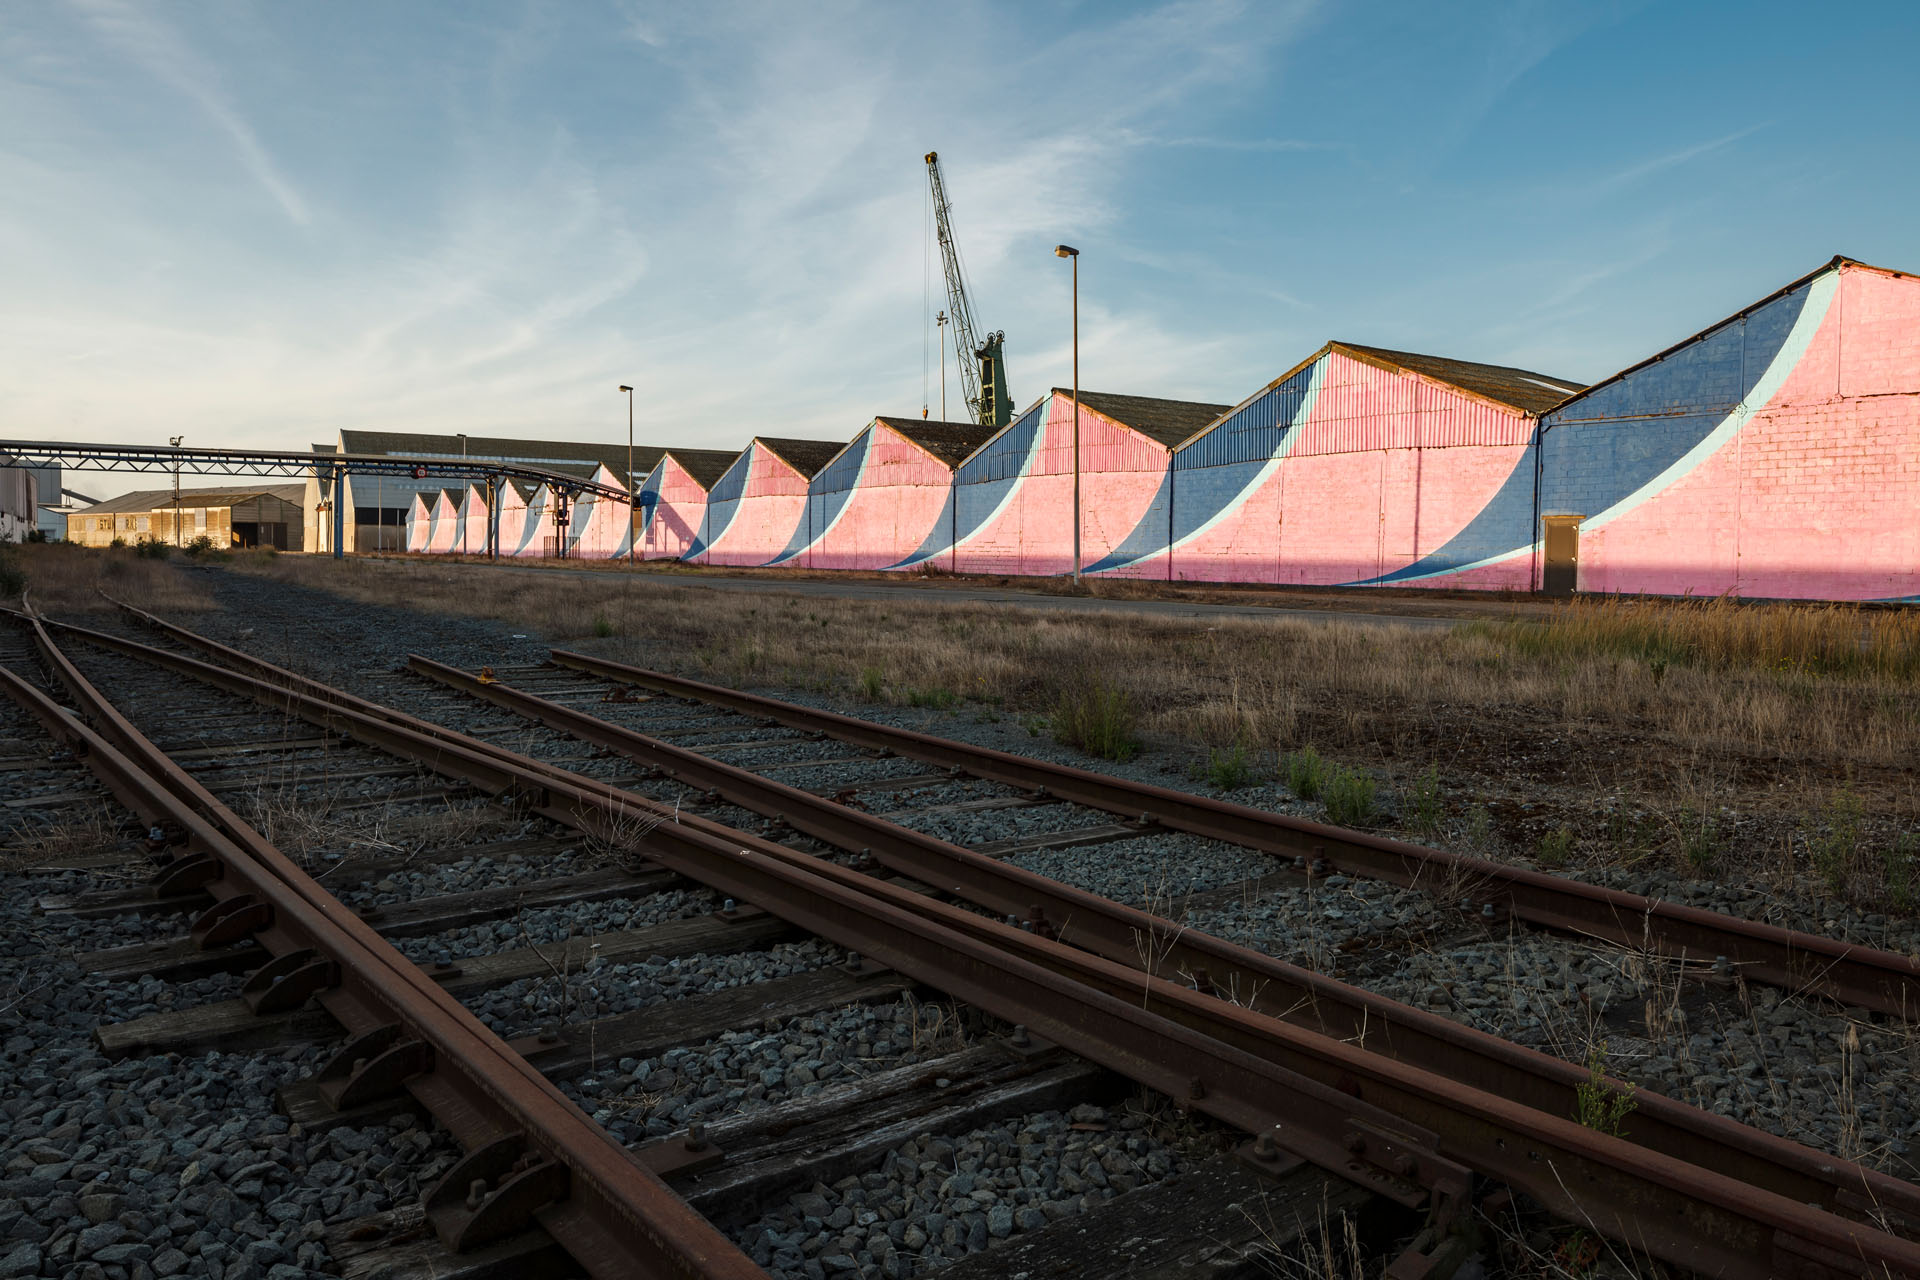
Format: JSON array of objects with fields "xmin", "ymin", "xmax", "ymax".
[
  {"xmin": 487, "ymin": 476, "xmax": 499, "ymax": 561},
  {"xmin": 331, "ymin": 469, "xmax": 345, "ymax": 561}
]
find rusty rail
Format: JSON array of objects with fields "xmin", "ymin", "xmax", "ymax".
[
  {"xmin": 76, "ymin": 606, "xmax": 1920, "ymax": 1278},
  {"xmin": 0, "ymin": 608, "xmax": 764, "ymax": 1280},
  {"xmin": 397, "ymin": 651, "xmax": 1920, "ymax": 1237},
  {"xmin": 547, "ymin": 650, "xmax": 1920, "ymax": 1020}
]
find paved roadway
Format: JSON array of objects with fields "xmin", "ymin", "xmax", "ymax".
[{"xmin": 418, "ymin": 559, "xmax": 1464, "ymax": 630}]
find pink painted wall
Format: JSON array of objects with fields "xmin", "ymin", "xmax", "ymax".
[
  {"xmin": 563, "ymin": 465, "xmax": 631, "ymax": 559},
  {"xmin": 692, "ymin": 442, "xmax": 809, "ymax": 567},
  {"xmin": 425, "ymin": 491, "xmax": 460, "ymax": 554},
  {"xmin": 803, "ymin": 424, "xmax": 956, "ymax": 570},
  {"xmin": 1160, "ymin": 349, "xmax": 1536, "ymax": 585},
  {"xmin": 1572, "ymin": 264, "xmax": 1920, "ymax": 600},
  {"xmin": 641, "ymin": 456, "xmax": 712, "ymax": 561},
  {"xmin": 1277, "ymin": 353, "xmax": 1531, "ymax": 585},
  {"xmin": 405, "ymin": 494, "xmax": 432, "ymax": 553},
  {"xmin": 454, "ymin": 485, "xmax": 488, "ymax": 556},
  {"xmin": 955, "ymin": 395, "xmax": 1168, "ymax": 576}
]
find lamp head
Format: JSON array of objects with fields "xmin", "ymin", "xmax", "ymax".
[
  {"xmin": 1054, "ymin": 245, "xmax": 1078, "ymax": 258},
  {"xmin": 618, "ymin": 385, "xmax": 633, "ymax": 392}
]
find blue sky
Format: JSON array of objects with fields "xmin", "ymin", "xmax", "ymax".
[{"xmin": 4, "ymin": 0, "xmax": 1917, "ymax": 477}]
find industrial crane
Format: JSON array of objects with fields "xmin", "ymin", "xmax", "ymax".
[{"xmin": 925, "ymin": 151, "xmax": 1013, "ymax": 428}]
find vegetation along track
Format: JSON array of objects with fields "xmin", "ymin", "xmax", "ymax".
[{"xmin": 0, "ymin": 596, "xmax": 1908, "ymax": 1278}]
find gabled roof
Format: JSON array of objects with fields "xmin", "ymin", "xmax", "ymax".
[
  {"xmin": 754, "ymin": 437, "xmax": 844, "ymax": 479},
  {"xmin": 657, "ymin": 448, "xmax": 741, "ymax": 491},
  {"xmin": 1063, "ymin": 390, "xmax": 1236, "ymax": 449},
  {"xmin": 77, "ymin": 484, "xmax": 306, "ymax": 516},
  {"xmin": 1542, "ymin": 255, "xmax": 1909, "ymax": 421},
  {"xmin": 873, "ymin": 418, "xmax": 998, "ymax": 467},
  {"xmin": 1332, "ymin": 343, "xmax": 1584, "ymax": 416}
]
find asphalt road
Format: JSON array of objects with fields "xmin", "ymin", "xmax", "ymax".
[{"xmin": 421, "ymin": 559, "xmax": 1464, "ymax": 630}]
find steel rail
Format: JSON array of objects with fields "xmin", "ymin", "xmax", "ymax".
[
  {"xmin": 546, "ymin": 650, "xmax": 1920, "ymax": 1020},
  {"xmin": 76, "ymin": 610, "xmax": 1920, "ymax": 1277},
  {"xmin": 396, "ymin": 651, "xmax": 1920, "ymax": 1235},
  {"xmin": 0, "ymin": 610, "xmax": 765, "ymax": 1280}
]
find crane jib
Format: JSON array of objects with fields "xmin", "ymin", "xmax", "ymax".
[{"xmin": 925, "ymin": 151, "xmax": 1014, "ymax": 429}]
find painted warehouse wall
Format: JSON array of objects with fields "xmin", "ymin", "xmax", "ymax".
[
  {"xmin": 1085, "ymin": 346, "xmax": 1576, "ymax": 586},
  {"xmin": 687, "ymin": 438, "xmax": 840, "ymax": 567},
  {"xmin": 896, "ymin": 391, "xmax": 1229, "ymax": 577},
  {"xmin": 1389, "ymin": 257, "xmax": 1920, "ymax": 601},
  {"xmin": 637, "ymin": 450, "xmax": 735, "ymax": 561},
  {"xmin": 775, "ymin": 418, "xmax": 992, "ymax": 570}
]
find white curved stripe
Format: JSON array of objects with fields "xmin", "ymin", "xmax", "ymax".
[
  {"xmin": 1380, "ymin": 540, "xmax": 1539, "ymax": 584},
  {"xmin": 1581, "ymin": 272, "xmax": 1837, "ymax": 534},
  {"xmin": 771, "ymin": 435, "xmax": 870, "ymax": 565},
  {"xmin": 1099, "ymin": 360, "xmax": 1327, "ymax": 573},
  {"xmin": 896, "ymin": 410, "xmax": 1047, "ymax": 568},
  {"xmin": 512, "ymin": 492, "xmax": 545, "ymax": 556}
]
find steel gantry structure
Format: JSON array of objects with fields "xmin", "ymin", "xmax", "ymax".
[{"xmin": 0, "ymin": 440, "xmax": 633, "ymax": 559}]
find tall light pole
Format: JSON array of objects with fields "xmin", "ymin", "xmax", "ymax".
[
  {"xmin": 168, "ymin": 435, "xmax": 184, "ymax": 547},
  {"xmin": 618, "ymin": 385, "xmax": 635, "ymax": 562},
  {"xmin": 936, "ymin": 311, "xmax": 948, "ymax": 422},
  {"xmin": 457, "ymin": 433, "xmax": 468, "ymax": 556},
  {"xmin": 1053, "ymin": 245, "xmax": 1080, "ymax": 582}
]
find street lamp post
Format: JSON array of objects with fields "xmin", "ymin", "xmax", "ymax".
[
  {"xmin": 457, "ymin": 433, "xmax": 468, "ymax": 556},
  {"xmin": 619, "ymin": 385, "xmax": 635, "ymax": 562},
  {"xmin": 1053, "ymin": 245, "xmax": 1080, "ymax": 582},
  {"xmin": 168, "ymin": 436, "xmax": 184, "ymax": 548}
]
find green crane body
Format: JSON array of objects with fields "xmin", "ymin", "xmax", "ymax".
[{"xmin": 925, "ymin": 151, "xmax": 1014, "ymax": 429}]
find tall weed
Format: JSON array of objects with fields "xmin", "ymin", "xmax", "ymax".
[
  {"xmin": 1052, "ymin": 678, "xmax": 1140, "ymax": 762},
  {"xmin": 1323, "ymin": 767, "xmax": 1376, "ymax": 827},
  {"xmin": 1284, "ymin": 746, "xmax": 1327, "ymax": 801}
]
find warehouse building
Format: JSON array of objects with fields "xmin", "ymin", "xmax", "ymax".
[
  {"xmin": 0, "ymin": 454, "xmax": 36, "ymax": 543},
  {"xmin": 1387, "ymin": 256, "xmax": 1920, "ymax": 600},
  {"xmin": 685, "ymin": 438, "xmax": 844, "ymax": 566},
  {"xmin": 1082, "ymin": 345, "xmax": 1581, "ymax": 585},
  {"xmin": 65, "ymin": 484, "xmax": 306, "ymax": 550},
  {"xmin": 890, "ymin": 390, "xmax": 1231, "ymax": 575},
  {"xmin": 348, "ymin": 255, "xmax": 1920, "ymax": 603},
  {"xmin": 307, "ymin": 430, "xmax": 655, "ymax": 555},
  {"xmin": 768, "ymin": 418, "xmax": 995, "ymax": 570},
  {"xmin": 636, "ymin": 449, "xmax": 739, "ymax": 560}
]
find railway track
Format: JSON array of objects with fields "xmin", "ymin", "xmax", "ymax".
[
  {"xmin": 0, "ymin": 609, "xmax": 1365, "ymax": 1279},
  {"xmin": 5, "ymin": 593, "xmax": 1920, "ymax": 1278}
]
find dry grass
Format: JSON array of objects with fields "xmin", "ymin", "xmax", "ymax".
[
  {"xmin": 1475, "ymin": 593, "xmax": 1920, "ymax": 681},
  {"xmin": 217, "ymin": 555, "xmax": 1920, "ymax": 902},
  {"xmin": 5, "ymin": 542, "xmax": 217, "ymax": 614}
]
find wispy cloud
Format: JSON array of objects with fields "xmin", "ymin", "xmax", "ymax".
[
  {"xmin": 70, "ymin": 0, "xmax": 310, "ymax": 226},
  {"xmin": 1115, "ymin": 128, "xmax": 1338, "ymax": 153},
  {"xmin": 1587, "ymin": 125, "xmax": 1764, "ymax": 195}
]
